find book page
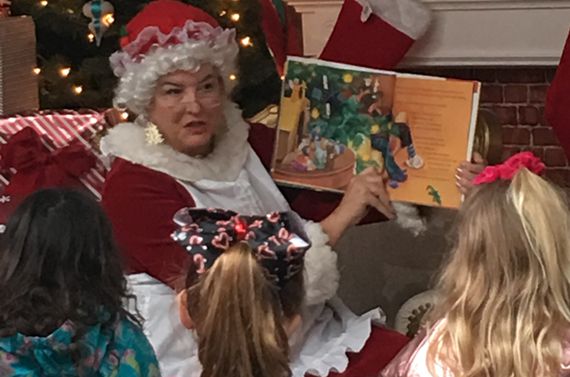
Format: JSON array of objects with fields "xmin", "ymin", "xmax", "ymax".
[
  {"xmin": 271, "ymin": 57, "xmax": 479, "ymax": 209},
  {"xmin": 272, "ymin": 58, "xmax": 397, "ymax": 193},
  {"xmin": 389, "ymin": 77, "xmax": 478, "ymax": 208}
]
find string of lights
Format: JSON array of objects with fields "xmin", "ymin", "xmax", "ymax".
[{"xmin": 12, "ymin": 0, "xmax": 280, "ymax": 116}]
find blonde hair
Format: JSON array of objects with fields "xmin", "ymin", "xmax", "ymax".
[
  {"xmin": 428, "ymin": 168, "xmax": 570, "ymax": 377},
  {"xmin": 185, "ymin": 242, "xmax": 304, "ymax": 377}
]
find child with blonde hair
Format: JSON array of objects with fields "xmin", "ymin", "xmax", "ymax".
[{"xmin": 382, "ymin": 152, "xmax": 570, "ymax": 377}]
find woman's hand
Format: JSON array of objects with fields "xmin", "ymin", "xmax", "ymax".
[
  {"xmin": 321, "ymin": 167, "xmax": 395, "ymax": 246},
  {"xmin": 456, "ymin": 152, "xmax": 486, "ymax": 195}
]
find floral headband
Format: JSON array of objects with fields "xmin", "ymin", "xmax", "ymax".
[
  {"xmin": 473, "ymin": 151, "xmax": 546, "ymax": 185},
  {"xmin": 171, "ymin": 208, "xmax": 311, "ymax": 288}
]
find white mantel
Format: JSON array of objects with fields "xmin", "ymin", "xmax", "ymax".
[{"xmin": 283, "ymin": 0, "xmax": 570, "ymax": 66}]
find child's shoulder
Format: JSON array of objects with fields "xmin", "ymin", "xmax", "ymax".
[
  {"xmin": 113, "ymin": 316, "xmax": 148, "ymax": 345},
  {"xmin": 381, "ymin": 320, "xmax": 449, "ymax": 377},
  {"xmin": 110, "ymin": 316, "xmax": 161, "ymax": 376},
  {"xmin": 108, "ymin": 316, "xmax": 154, "ymax": 359}
]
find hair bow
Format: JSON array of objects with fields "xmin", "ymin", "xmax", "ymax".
[
  {"xmin": 473, "ymin": 151, "xmax": 545, "ymax": 185},
  {"xmin": 171, "ymin": 208, "xmax": 311, "ymax": 287}
]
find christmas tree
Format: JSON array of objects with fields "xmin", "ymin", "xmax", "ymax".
[{"xmin": 11, "ymin": 0, "xmax": 281, "ymax": 117}]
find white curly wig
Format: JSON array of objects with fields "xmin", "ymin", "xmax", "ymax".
[{"xmin": 110, "ymin": 15, "xmax": 239, "ymax": 116}]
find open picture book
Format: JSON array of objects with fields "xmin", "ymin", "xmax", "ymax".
[{"xmin": 271, "ymin": 57, "xmax": 481, "ymax": 208}]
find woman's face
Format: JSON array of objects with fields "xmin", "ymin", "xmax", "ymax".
[{"xmin": 147, "ymin": 65, "xmax": 225, "ymax": 156}]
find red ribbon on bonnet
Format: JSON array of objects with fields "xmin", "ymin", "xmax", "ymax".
[{"xmin": 0, "ymin": 127, "xmax": 96, "ymax": 196}]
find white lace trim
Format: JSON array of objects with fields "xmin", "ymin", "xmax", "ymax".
[
  {"xmin": 291, "ymin": 299, "xmax": 384, "ymax": 377},
  {"xmin": 100, "ymin": 101, "xmax": 250, "ymax": 182},
  {"xmin": 110, "ymin": 20, "xmax": 236, "ymax": 77}
]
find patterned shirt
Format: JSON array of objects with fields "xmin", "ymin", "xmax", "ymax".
[{"xmin": 0, "ymin": 315, "xmax": 161, "ymax": 377}]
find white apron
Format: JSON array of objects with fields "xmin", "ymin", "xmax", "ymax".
[{"xmin": 127, "ymin": 149, "xmax": 383, "ymax": 377}]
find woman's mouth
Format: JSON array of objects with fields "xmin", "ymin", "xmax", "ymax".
[{"xmin": 184, "ymin": 121, "xmax": 207, "ymax": 134}]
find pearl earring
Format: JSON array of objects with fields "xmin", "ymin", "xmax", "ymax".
[{"xmin": 145, "ymin": 122, "xmax": 164, "ymax": 145}]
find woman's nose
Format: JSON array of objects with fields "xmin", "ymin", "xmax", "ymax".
[
  {"xmin": 186, "ymin": 100, "xmax": 201, "ymax": 114},
  {"xmin": 182, "ymin": 91, "xmax": 202, "ymax": 113}
]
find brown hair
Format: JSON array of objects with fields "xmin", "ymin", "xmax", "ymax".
[
  {"xmin": 185, "ymin": 242, "xmax": 304, "ymax": 377},
  {"xmin": 428, "ymin": 168, "xmax": 570, "ymax": 377}
]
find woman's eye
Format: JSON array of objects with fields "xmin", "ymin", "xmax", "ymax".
[
  {"xmin": 199, "ymin": 82, "xmax": 216, "ymax": 92},
  {"xmin": 165, "ymin": 88, "xmax": 182, "ymax": 95}
]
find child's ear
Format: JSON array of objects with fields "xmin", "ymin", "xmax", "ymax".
[{"xmin": 177, "ymin": 290, "xmax": 194, "ymax": 330}]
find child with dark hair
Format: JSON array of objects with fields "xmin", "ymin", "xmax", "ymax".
[{"xmin": 0, "ymin": 188, "xmax": 160, "ymax": 376}]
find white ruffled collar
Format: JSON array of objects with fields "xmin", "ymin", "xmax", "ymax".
[{"xmin": 100, "ymin": 101, "xmax": 250, "ymax": 182}]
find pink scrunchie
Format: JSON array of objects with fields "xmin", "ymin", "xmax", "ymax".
[{"xmin": 473, "ymin": 151, "xmax": 546, "ymax": 185}]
